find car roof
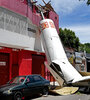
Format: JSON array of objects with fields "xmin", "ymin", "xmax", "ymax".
[
  {"xmin": 17, "ymin": 74, "xmax": 41, "ymax": 77},
  {"xmin": 27, "ymin": 74, "xmax": 42, "ymax": 77}
]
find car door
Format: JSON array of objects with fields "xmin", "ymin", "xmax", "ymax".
[
  {"xmin": 24, "ymin": 75, "xmax": 44, "ymax": 95},
  {"xmin": 32, "ymin": 75, "xmax": 44, "ymax": 93},
  {"xmin": 23, "ymin": 76, "xmax": 35, "ymax": 96}
]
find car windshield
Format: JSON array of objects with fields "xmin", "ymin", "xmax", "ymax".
[{"xmin": 8, "ymin": 76, "xmax": 26, "ymax": 84}]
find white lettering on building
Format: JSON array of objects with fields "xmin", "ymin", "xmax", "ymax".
[{"xmin": 0, "ymin": 10, "xmax": 28, "ymax": 35}]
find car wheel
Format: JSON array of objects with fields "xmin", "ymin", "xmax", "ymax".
[
  {"xmin": 42, "ymin": 87, "xmax": 49, "ymax": 97},
  {"xmin": 14, "ymin": 91, "xmax": 22, "ymax": 100}
]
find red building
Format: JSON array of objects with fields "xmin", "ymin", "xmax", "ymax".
[{"xmin": 0, "ymin": 0, "xmax": 59, "ymax": 85}]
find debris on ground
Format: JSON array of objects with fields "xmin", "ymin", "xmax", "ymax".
[{"xmin": 50, "ymin": 86, "xmax": 79, "ymax": 95}]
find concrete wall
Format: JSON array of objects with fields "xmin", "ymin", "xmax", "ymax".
[{"xmin": 0, "ymin": 7, "xmax": 44, "ymax": 52}]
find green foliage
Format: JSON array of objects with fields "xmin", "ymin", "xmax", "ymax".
[
  {"xmin": 79, "ymin": 43, "xmax": 85, "ymax": 52},
  {"xmin": 59, "ymin": 28, "xmax": 90, "ymax": 53},
  {"xmin": 87, "ymin": 0, "xmax": 90, "ymax": 5},
  {"xmin": 79, "ymin": 43, "xmax": 90, "ymax": 53},
  {"xmin": 59, "ymin": 28, "xmax": 80, "ymax": 51},
  {"xmin": 84, "ymin": 43, "xmax": 90, "ymax": 53}
]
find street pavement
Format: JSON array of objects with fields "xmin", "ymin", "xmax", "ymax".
[
  {"xmin": 31, "ymin": 94, "xmax": 90, "ymax": 100},
  {"xmin": 25, "ymin": 92, "xmax": 90, "ymax": 100}
]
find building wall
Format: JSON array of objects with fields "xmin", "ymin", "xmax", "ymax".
[
  {"xmin": 0, "ymin": 0, "xmax": 59, "ymax": 85},
  {"xmin": 0, "ymin": 52, "xmax": 10, "ymax": 85},
  {"xmin": 0, "ymin": 0, "xmax": 41, "ymax": 26},
  {"xmin": 75, "ymin": 52, "xmax": 87, "ymax": 72},
  {"xmin": 19, "ymin": 50, "xmax": 32, "ymax": 76},
  {"xmin": 86, "ymin": 53, "xmax": 90, "ymax": 72},
  {"xmin": 49, "ymin": 11, "xmax": 59, "ymax": 33},
  {"xmin": 0, "ymin": 47, "xmax": 49, "ymax": 85},
  {"xmin": 65, "ymin": 48, "xmax": 87, "ymax": 72},
  {"xmin": 87, "ymin": 59, "xmax": 90, "ymax": 72},
  {"xmin": 0, "ymin": 47, "xmax": 12, "ymax": 85},
  {"xmin": 0, "ymin": 6, "xmax": 44, "ymax": 52},
  {"xmin": 0, "ymin": 0, "xmax": 28, "ymax": 18},
  {"xmin": 0, "ymin": 0, "xmax": 59, "ymax": 31}
]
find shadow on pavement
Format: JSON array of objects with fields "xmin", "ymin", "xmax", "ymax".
[
  {"xmin": 24, "ymin": 91, "xmax": 60, "ymax": 100},
  {"xmin": 24, "ymin": 94, "xmax": 42, "ymax": 100}
]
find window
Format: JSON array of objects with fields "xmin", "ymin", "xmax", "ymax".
[
  {"xmin": 26, "ymin": 76, "xmax": 34, "ymax": 83},
  {"xmin": 33, "ymin": 76, "xmax": 43, "ymax": 82}
]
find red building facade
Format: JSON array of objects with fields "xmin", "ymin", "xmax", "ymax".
[{"xmin": 0, "ymin": 0, "xmax": 59, "ymax": 85}]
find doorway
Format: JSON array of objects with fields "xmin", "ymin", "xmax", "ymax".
[
  {"xmin": 32, "ymin": 55, "xmax": 45, "ymax": 77},
  {"xmin": 0, "ymin": 53, "xmax": 9, "ymax": 85}
]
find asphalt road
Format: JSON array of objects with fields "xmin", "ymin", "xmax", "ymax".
[
  {"xmin": 31, "ymin": 95, "xmax": 90, "ymax": 100},
  {"xmin": 25, "ymin": 92, "xmax": 90, "ymax": 100},
  {"xmin": 31, "ymin": 94, "xmax": 90, "ymax": 100}
]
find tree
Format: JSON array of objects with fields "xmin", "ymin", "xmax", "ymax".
[
  {"xmin": 84, "ymin": 43, "xmax": 90, "ymax": 53},
  {"xmin": 79, "ymin": 43, "xmax": 85, "ymax": 52},
  {"xmin": 87, "ymin": 0, "xmax": 90, "ymax": 5},
  {"xmin": 59, "ymin": 28, "xmax": 80, "ymax": 51},
  {"xmin": 79, "ymin": 43, "xmax": 90, "ymax": 53}
]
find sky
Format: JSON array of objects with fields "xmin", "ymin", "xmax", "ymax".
[{"xmin": 37, "ymin": 0, "xmax": 90, "ymax": 43}]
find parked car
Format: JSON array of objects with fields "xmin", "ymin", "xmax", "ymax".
[{"xmin": 0, "ymin": 75, "xmax": 50, "ymax": 100}]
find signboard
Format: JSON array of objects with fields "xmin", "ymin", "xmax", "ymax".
[
  {"xmin": 75, "ymin": 58, "xmax": 82, "ymax": 64},
  {"xmin": 0, "ymin": 62, "xmax": 6, "ymax": 66}
]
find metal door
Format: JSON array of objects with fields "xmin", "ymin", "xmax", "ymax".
[
  {"xmin": 0, "ymin": 53, "xmax": 9, "ymax": 85},
  {"xmin": 32, "ymin": 55, "xmax": 45, "ymax": 76}
]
